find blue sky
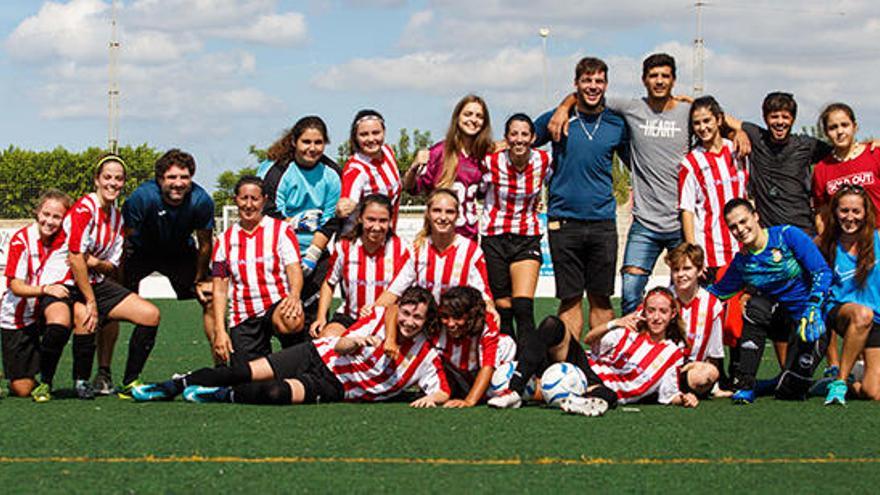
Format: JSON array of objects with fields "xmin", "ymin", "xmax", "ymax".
[{"xmin": 2, "ymin": 0, "xmax": 878, "ymax": 191}]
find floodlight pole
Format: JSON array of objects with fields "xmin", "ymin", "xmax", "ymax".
[
  {"xmin": 693, "ymin": 1, "xmax": 705, "ymax": 96},
  {"xmin": 108, "ymin": 0, "xmax": 120, "ymax": 154}
]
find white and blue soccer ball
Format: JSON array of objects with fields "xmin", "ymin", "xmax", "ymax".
[
  {"xmin": 540, "ymin": 362, "xmax": 588, "ymax": 408},
  {"xmin": 487, "ymin": 361, "xmax": 536, "ymax": 399}
]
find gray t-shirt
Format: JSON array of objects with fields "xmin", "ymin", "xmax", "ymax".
[{"xmin": 607, "ymin": 97, "xmax": 690, "ymax": 233}]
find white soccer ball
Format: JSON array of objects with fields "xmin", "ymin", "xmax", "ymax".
[
  {"xmin": 487, "ymin": 361, "xmax": 536, "ymax": 399},
  {"xmin": 540, "ymin": 362, "xmax": 588, "ymax": 407}
]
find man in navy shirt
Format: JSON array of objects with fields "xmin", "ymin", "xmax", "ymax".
[
  {"xmin": 94, "ymin": 149, "xmax": 216, "ymax": 393},
  {"xmin": 534, "ymin": 57, "xmax": 627, "ymax": 341}
]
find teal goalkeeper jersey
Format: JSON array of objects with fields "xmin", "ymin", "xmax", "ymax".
[{"xmin": 708, "ymin": 225, "xmax": 832, "ymax": 318}]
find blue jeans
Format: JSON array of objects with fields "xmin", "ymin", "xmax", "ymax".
[{"xmin": 620, "ymin": 219, "xmax": 682, "ymax": 314}]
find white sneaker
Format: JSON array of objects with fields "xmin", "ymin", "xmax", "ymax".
[
  {"xmin": 560, "ymin": 396, "xmax": 608, "ymax": 417},
  {"xmin": 487, "ymin": 390, "xmax": 522, "ymax": 409}
]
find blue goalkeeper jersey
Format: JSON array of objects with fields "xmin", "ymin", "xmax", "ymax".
[{"xmin": 708, "ymin": 225, "xmax": 832, "ymax": 318}]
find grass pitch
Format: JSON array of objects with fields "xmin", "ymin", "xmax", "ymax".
[{"xmin": 1, "ymin": 299, "xmax": 877, "ymax": 493}]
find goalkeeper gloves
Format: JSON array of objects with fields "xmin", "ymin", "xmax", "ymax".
[
  {"xmin": 797, "ymin": 302, "xmax": 825, "ymax": 343},
  {"xmin": 301, "ymin": 245, "xmax": 322, "ymax": 277}
]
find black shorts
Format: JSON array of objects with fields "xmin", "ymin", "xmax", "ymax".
[
  {"xmin": 301, "ymin": 251, "xmax": 332, "ymax": 328},
  {"xmin": 40, "ymin": 279, "xmax": 133, "ymax": 326},
  {"xmin": 827, "ymin": 304, "xmax": 880, "ymax": 348},
  {"xmin": 547, "ymin": 218, "xmax": 617, "ymax": 300},
  {"xmin": 228, "ymin": 301, "xmax": 283, "ymax": 368},
  {"xmin": 481, "ymin": 234, "xmax": 542, "ymax": 299},
  {"xmin": 123, "ymin": 247, "xmax": 198, "ymax": 300},
  {"xmin": 1, "ymin": 324, "xmax": 41, "ymax": 380},
  {"xmin": 266, "ymin": 342, "xmax": 344, "ymax": 404},
  {"xmin": 743, "ymin": 293, "xmax": 791, "ymax": 343}
]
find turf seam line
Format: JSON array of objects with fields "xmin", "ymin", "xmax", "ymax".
[{"xmin": 0, "ymin": 455, "xmax": 876, "ymax": 466}]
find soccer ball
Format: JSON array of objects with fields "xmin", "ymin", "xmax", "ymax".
[
  {"xmin": 540, "ymin": 362, "xmax": 588, "ymax": 408},
  {"xmin": 487, "ymin": 361, "xmax": 536, "ymax": 399}
]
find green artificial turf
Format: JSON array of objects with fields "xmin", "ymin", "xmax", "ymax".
[{"xmin": 0, "ymin": 299, "xmax": 877, "ymax": 494}]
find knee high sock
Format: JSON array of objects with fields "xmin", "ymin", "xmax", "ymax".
[
  {"xmin": 497, "ymin": 307, "xmax": 515, "ymax": 338},
  {"xmin": 72, "ymin": 334, "xmax": 96, "ymax": 381},
  {"xmin": 123, "ymin": 325, "xmax": 158, "ymax": 385},
  {"xmin": 511, "ymin": 297, "xmax": 535, "ymax": 345},
  {"xmin": 230, "ymin": 380, "xmax": 293, "ymax": 405},
  {"xmin": 183, "ymin": 363, "xmax": 252, "ymax": 389},
  {"xmin": 40, "ymin": 324, "xmax": 71, "ymax": 386},
  {"xmin": 508, "ymin": 315, "xmax": 566, "ymax": 394}
]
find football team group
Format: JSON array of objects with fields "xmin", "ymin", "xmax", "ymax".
[{"xmin": 3, "ymin": 52, "xmax": 879, "ymax": 416}]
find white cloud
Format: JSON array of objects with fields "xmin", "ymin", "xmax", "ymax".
[
  {"xmin": 210, "ymin": 12, "xmax": 307, "ymax": 45},
  {"xmin": 4, "ymin": 0, "xmax": 303, "ymax": 135}
]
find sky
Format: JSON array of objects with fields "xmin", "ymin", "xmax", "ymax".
[{"xmin": 1, "ymin": 0, "xmax": 878, "ymax": 192}]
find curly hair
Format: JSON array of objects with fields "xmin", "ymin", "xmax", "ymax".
[
  {"xmin": 154, "ymin": 148, "xmax": 196, "ymax": 180},
  {"xmin": 436, "ymin": 286, "xmax": 486, "ymax": 338},
  {"xmin": 266, "ymin": 116, "xmax": 330, "ymax": 168}
]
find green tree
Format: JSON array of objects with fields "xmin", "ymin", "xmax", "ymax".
[
  {"xmin": 248, "ymin": 144, "xmax": 269, "ymax": 162},
  {"xmin": 611, "ymin": 153, "xmax": 631, "ymax": 206},
  {"xmin": 0, "ymin": 144, "xmax": 159, "ymax": 218}
]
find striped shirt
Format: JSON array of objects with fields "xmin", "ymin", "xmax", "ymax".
[
  {"xmin": 41, "ymin": 193, "xmax": 124, "ymax": 285},
  {"xmin": 341, "ymin": 144, "xmax": 401, "ymax": 227},
  {"xmin": 326, "ymin": 235, "xmax": 410, "ymax": 320},
  {"xmin": 314, "ymin": 307, "xmax": 451, "ymax": 401},
  {"xmin": 480, "ymin": 149, "xmax": 552, "ymax": 236},
  {"xmin": 431, "ymin": 317, "xmax": 515, "ymax": 375},
  {"xmin": 590, "ymin": 328, "xmax": 684, "ymax": 405},
  {"xmin": 388, "ymin": 235, "xmax": 491, "ymax": 303},
  {"xmin": 1, "ymin": 224, "xmax": 64, "ymax": 329},
  {"xmin": 212, "ymin": 216, "xmax": 301, "ymax": 327},
  {"xmin": 678, "ymin": 139, "xmax": 749, "ymax": 267},
  {"xmin": 677, "ymin": 287, "xmax": 724, "ymax": 361}
]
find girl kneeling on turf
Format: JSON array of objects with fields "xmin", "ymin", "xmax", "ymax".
[
  {"xmin": 132, "ymin": 286, "xmax": 450, "ymax": 407},
  {"xmin": 816, "ymin": 186, "xmax": 880, "ymax": 404},
  {"xmin": 310, "ymin": 194, "xmax": 410, "ymax": 337},
  {"xmin": 1, "ymin": 190, "xmax": 71, "ymax": 400},
  {"xmin": 211, "ymin": 176, "xmax": 304, "ymax": 367},
  {"xmin": 40, "ymin": 155, "xmax": 162, "ymax": 399},
  {"xmin": 479, "ymin": 113, "xmax": 552, "ymax": 340},
  {"xmin": 585, "ymin": 287, "xmax": 719, "ymax": 408}
]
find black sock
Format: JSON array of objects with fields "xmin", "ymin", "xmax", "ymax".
[
  {"xmin": 98, "ymin": 365, "xmax": 112, "ymax": 376},
  {"xmin": 586, "ymin": 385, "xmax": 618, "ymax": 409},
  {"xmin": 123, "ymin": 325, "xmax": 157, "ymax": 385},
  {"xmin": 72, "ymin": 334, "xmax": 96, "ymax": 381},
  {"xmin": 509, "ymin": 315, "xmax": 567, "ymax": 394},
  {"xmin": 183, "ymin": 363, "xmax": 253, "ymax": 388},
  {"xmin": 497, "ymin": 307, "xmax": 514, "ymax": 338},
  {"xmin": 511, "ymin": 297, "xmax": 535, "ymax": 344},
  {"xmin": 39, "ymin": 324, "xmax": 71, "ymax": 385},
  {"xmin": 230, "ymin": 380, "xmax": 292, "ymax": 405}
]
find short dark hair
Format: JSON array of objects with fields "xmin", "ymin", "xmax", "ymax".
[
  {"xmin": 762, "ymin": 92, "xmax": 797, "ymax": 119},
  {"xmin": 642, "ymin": 53, "xmax": 676, "ymax": 79},
  {"xmin": 233, "ymin": 175, "xmax": 264, "ymax": 196},
  {"xmin": 575, "ymin": 57, "xmax": 608, "ymax": 81},
  {"xmin": 504, "ymin": 113, "xmax": 535, "ymax": 135},
  {"xmin": 155, "ymin": 148, "xmax": 196, "ymax": 180},
  {"xmin": 398, "ymin": 286, "xmax": 438, "ymax": 335},
  {"xmin": 723, "ymin": 198, "xmax": 755, "ymax": 217}
]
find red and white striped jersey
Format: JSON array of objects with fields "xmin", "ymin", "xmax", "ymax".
[
  {"xmin": 589, "ymin": 328, "xmax": 684, "ymax": 405},
  {"xmin": 1, "ymin": 224, "xmax": 65, "ymax": 329},
  {"xmin": 480, "ymin": 149, "xmax": 552, "ymax": 236},
  {"xmin": 341, "ymin": 144, "xmax": 401, "ymax": 226},
  {"xmin": 388, "ymin": 235, "xmax": 491, "ymax": 303},
  {"xmin": 676, "ymin": 287, "xmax": 724, "ymax": 362},
  {"xmin": 314, "ymin": 307, "xmax": 451, "ymax": 402},
  {"xmin": 678, "ymin": 139, "xmax": 749, "ymax": 268},
  {"xmin": 430, "ymin": 317, "xmax": 515, "ymax": 376},
  {"xmin": 41, "ymin": 193, "xmax": 125, "ymax": 285},
  {"xmin": 212, "ymin": 216, "xmax": 301, "ymax": 327},
  {"xmin": 326, "ymin": 235, "xmax": 410, "ymax": 320}
]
